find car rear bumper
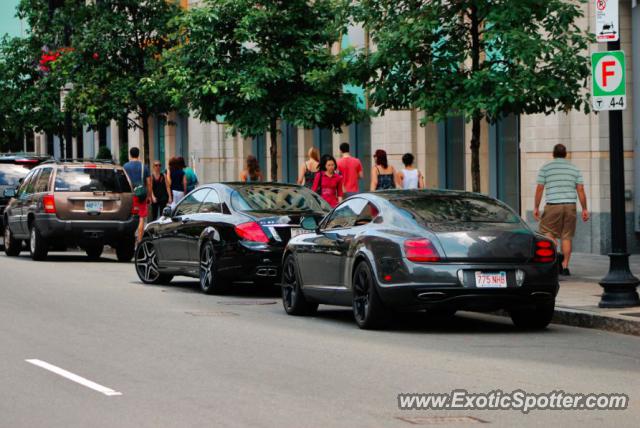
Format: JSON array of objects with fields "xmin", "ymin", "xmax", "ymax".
[
  {"xmin": 377, "ymin": 282, "xmax": 559, "ymax": 312},
  {"xmin": 34, "ymin": 213, "xmax": 138, "ymax": 243},
  {"xmin": 219, "ymin": 243, "xmax": 284, "ymax": 283}
]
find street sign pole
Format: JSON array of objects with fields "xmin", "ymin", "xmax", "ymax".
[{"xmin": 599, "ymin": 38, "xmax": 640, "ymax": 308}]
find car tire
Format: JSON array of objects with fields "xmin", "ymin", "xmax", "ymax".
[
  {"xmin": 281, "ymin": 254, "xmax": 318, "ymax": 316},
  {"xmin": 510, "ymin": 301, "xmax": 555, "ymax": 330},
  {"xmin": 115, "ymin": 239, "xmax": 135, "ymax": 262},
  {"xmin": 85, "ymin": 244, "xmax": 104, "ymax": 260},
  {"xmin": 135, "ymin": 240, "xmax": 172, "ymax": 285},
  {"xmin": 352, "ymin": 261, "xmax": 391, "ymax": 330},
  {"xmin": 199, "ymin": 241, "xmax": 228, "ymax": 295},
  {"xmin": 29, "ymin": 225, "xmax": 48, "ymax": 261},
  {"xmin": 4, "ymin": 226, "xmax": 21, "ymax": 257}
]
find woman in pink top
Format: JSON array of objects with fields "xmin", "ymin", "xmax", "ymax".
[{"xmin": 312, "ymin": 155, "xmax": 344, "ymax": 208}]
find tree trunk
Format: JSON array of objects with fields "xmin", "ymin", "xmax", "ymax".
[
  {"xmin": 269, "ymin": 117, "xmax": 278, "ymax": 182},
  {"xmin": 470, "ymin": 3, "xmax": 481, "ymax": 193},
  {"xmin": 470, "ymin": 115, "xmax": 481, "ymax": 193},
  {"xmin": 141, "ymin": 110, "xmax": 150, "ymax": 167}
]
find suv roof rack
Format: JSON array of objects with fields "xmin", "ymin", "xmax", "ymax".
[{"xmin": 42, "ymin": 158, "xmax": 117, "ymax": 165}]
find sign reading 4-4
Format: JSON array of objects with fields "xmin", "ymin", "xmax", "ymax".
[{"xmin": 592, "ymin": 50, "xmax": 626, "ymax": 111}]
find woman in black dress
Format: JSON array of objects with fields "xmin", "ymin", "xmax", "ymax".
[{"xmin": 150, "ymin": 160, "xmax": 171, "ymax": 220}]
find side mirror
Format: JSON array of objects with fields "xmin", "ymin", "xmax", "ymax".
[
  {"xmin": 162, "ymin": 206, "xmax": 173, "ymax": 218},
  {"xmin": 3, "ymin": 188, "xmax": 16, "ymax": 198},
  {"xmin": 18, "ymin": 178, "xmax": 24, "ymax": 185},
  {"xmin": 301, "ymin": 216, "xmax": 318, "ymax": 231}
]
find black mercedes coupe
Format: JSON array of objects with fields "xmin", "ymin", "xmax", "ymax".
[
  {"xmin": 280, "ymin": 190, "xmax": 559, "ymax": 330},
  {"xmin": 135, "ymin": 183, "xmax": 330, "ymax": 293}
]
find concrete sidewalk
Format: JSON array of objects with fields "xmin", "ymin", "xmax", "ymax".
[{"xmin": 552, "ymin": 253, "xmax": 640, "ymax": 336}]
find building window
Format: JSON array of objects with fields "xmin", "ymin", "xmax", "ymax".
[
  {"xmin": 281, "ymin": 122, "xmax": 298, "ymax": 184},
  {"xmin": 155, "ymin": 117, "xmax": 166, "ymax": 169},
  {"xmin": 438, "ymin": 116, "xmax": 465, "ymax": 190},
  {"xmin": 251, "ymin": 133, "xmax": 267, "ymax": 178},
  {"xmin": 176, "ymin": 115, "xmax": 189, "ymax": 163},
  {"xmin": 490, "ymin": 114, "xmax": 520, "ymax": 213},
  {"xmin": 349, "ymin": 121, "xmax": 371, "ymax": 190},
  {"xmin": 313, "ymin": 128, "xmax": 333, "ymax": 157}
]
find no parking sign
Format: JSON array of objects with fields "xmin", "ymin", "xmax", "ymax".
[{"xmin": 591, "ymin": 50, "xmax": 626, "ymax": 111}]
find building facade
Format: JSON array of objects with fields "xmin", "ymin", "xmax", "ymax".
[{"xmin": 32, "ymin": 1, "xmax": 640, "ymax": 255}]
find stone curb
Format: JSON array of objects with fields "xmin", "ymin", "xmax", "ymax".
[{"xmin": 552, "ymin": 306, "xmax": 640, "ymax": 337}]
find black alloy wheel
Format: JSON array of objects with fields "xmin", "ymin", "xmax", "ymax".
[
  {"xmin": 352, "ymin": 261, "xmax": 391, "ymax": 330},
  {"xmin": 135, "ymin": 240, "xmax": 172, "ymax": 285},
  {"xmin": 510, "ymin": 301, "xmax": 555, "ymax": 330},
  {"xmin": 281, "ymin": 255, "xmax": 318, "ymax": 316},
  {"xmin": 115, "ymin": 238, "xmax": 135, "ymax": 262},
  {"xmin": 29, "ymin": 225, "xmax": 48, "ymax": 261},
  {"xmin": 4, "ymin": 226, "xmax": 21, "ymax": 257},
  {"xmin": 199, "ymin": 241, "xmax": 227, "ymax": 294},
  {"xmin": 85, "ymin": 243, "xmax": 104, "ymax": 260}
]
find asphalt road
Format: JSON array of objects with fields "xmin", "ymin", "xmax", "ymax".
[{"xmin": 1, "ymin": 250, "xmax": 639, "ymax": 428}]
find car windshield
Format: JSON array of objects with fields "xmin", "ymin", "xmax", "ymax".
[
  {"xmin": 392, "ymin": 195, "xmax": 520, "ymax": 224},
  {"xmin": 54, "ymin": 167, "xmax": 132, "ymax": 192},
  {"xmin": 231, "ymin": 185, "xmax": 331, "ymax": 212},
  {"xmin": 0, "ymin": 163, "xmax": 31, "ymax": 186}
]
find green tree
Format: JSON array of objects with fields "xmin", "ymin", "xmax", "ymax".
[
  {"xmin": 162, "ymin": 0, "xmax": 366, "ymax": 181},
  {"xmin": 358, "ymin": 0, "xmax": 593, "ymax": 192},
  {"xmin": 57, "ymin": 0, "xmax": 184, "ymax": 165},
  {"xmin": 0, "ymin": 34, "xmax": 66, "ymax": 151}
]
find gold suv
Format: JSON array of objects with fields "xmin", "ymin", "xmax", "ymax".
[{"xmin": 3, "ymin": 159, "xmax": 138, "ymax": 261}]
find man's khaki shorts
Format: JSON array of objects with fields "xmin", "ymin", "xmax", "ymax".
[{"xmin": 539, "ymin": 203, "xmax": 577, "ymax": 240}]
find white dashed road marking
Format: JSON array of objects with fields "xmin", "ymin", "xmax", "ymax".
[{"xmin": 25, "ymin": 359, "xmax": 122, "ymax": 397}]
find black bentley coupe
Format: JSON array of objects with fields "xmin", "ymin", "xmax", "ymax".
[
  {"xmin": 281, "ymin": 190, "xmax": 559, "ymax": 330},
  {"xmin": 135, "ymin": 183, "xmax": 331, "ymax": 293}
]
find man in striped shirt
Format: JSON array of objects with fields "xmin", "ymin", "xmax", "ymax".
[{"xmin": 534, "ymin": 144, "xmax": 589, "ymax": 276}]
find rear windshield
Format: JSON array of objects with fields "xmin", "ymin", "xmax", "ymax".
[
  {"xmin": 231, "ymin": 185, "xmax": 331, "ymax": 212},
  {"xmin": 392, "ymin": 195, "xmax": 520, "ymax": 224},
  {"xmin": 54, "ymin": 167, "xmax": 132, "ymax": 192},
  {"xmin": 0, "ymin": 163, "xmax": 31, "ymax": 186}
]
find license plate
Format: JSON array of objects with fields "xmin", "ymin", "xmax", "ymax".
[
  {"xmin": 290, "ymin": 228, "xmax": 308, "ymax": 238},
  {"xmin": 85, "ymin": 200, "xmax": 103, "ymax": 213},
  {"xmin": 475, "ymin": 271, "xmax": 507, "ymax": 288}
]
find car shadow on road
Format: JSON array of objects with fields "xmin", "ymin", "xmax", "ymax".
[
  {"xmin": 312, "ymin": 308, "xmax": 542, "ymax": 335},
  {"xmin": 143, "ymin": 278, "xmax": 281, "ymax": 299},
  {"xmin": 7, "ymin": 253, "xmax": 121, "ymax": 263}
]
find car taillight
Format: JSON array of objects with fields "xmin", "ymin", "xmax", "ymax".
[
  {"xmin": 534, "ymin": 239, "xmax": 555, "ymax": 263},
  {"xmin": 43, "ymin": 194, "xmax": 56, "ymax": 214},
  {"xmin": 235, "ymin": 222, "xmax": 270, "ymax": 243},
  {"xmin": 404, "ymin": 238, "xmax": 440, "ymax": 262}
]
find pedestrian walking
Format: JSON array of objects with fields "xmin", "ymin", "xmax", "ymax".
[
  {"xmin": 167, "ymin": 156, "xmax": 187, "ymax": 210},
  {"xmin": 123, "ymin": 147, "xmax": 151, "ymax": 243},
  {"xmin": 297, "ymin": 147, "xmax": 320, "ymax": 188},
  {"xmin": 337, "ymin": 142, "xmax": 363, "ymax": 197},
  {"xmin": 397, "ymin": 153, "xmax": 424, "ymax": 190},
  {"xmin": 150, "ymin": 160, "xmax": 171, "ymax": 220},
  {"xmin": 371, "ymin": 149, "xmax": 397, "ymax": 191},
  {"xmin": 240, "ymin": 155, "xmax": 263, "ymax": 183},
  {"xmin": 184, "ymin": 162, "xmax": 199, "ymax": 193},
  {"xmin": 312, "ymin": 154, "xmax": 344, "ymax": 208},
  {"xmin": 534, "ymin": 144, "xmax": 589, "ymax": 276}
]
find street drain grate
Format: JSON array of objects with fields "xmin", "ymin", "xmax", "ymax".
[
  {"xmin": 621, "ymin": 312, "xmax": 640, "ymax": 318},
  {"xmin": 185, "ymin": 311, "xmax": 239, "ymax": 317},
  {"xmin": 396, "ymin": 416, "xmax": 489, "ymax": 425},
  {"xmin": 217, "ymin": 301, "xmax": 278, "ymax": 306}
]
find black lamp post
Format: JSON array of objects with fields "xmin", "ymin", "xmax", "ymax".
[{"xmin": 599, "ymin": 39, "xmax": 640, "ymax": 308}]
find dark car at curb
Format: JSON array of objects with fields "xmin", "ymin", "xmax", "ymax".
[
  {"xmin": 3, "ymin": 159, "xmax": 138, "ymax": 261},
  {"xmin": 1, "ymin": 155, "xmax": 48, "ymax": 238},
  {"xmin": 280, "ymin": 189, "xmax": 559, "ymax": 330},
  {"xmin": 134, "ymin": 182, "xmax": 330, "ymax": 294}
]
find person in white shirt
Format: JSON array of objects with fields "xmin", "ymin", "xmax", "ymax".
[{"xmin": 396, "ymin": 153, "xmax": 424, "ymax": 190}]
